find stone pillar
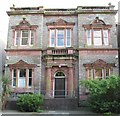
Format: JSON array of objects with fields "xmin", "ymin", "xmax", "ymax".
[
  {"xmin": 46, "ymin": 67, "xmax": 52, "ymax": 98},
  {"xmin": 68, "ymin": 67, "xmax": 74, "ymax": 97}
]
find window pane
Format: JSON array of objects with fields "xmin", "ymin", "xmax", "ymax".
[
  {"xmin": 88, "ymin": 69, "xmax": 91, "ymax": 78},
  {"xmin": 66, "ymin": 29, "xmax": 71, "ymax": 47},
  {"xmin": 20, "ymin": 69, "xmax": 26, "ymax": 77},
  {"xmin": 50, "ymin": 29, "xmax": 55, "ymax": 47},
  {"xmin": 55, "ymin": 72, "xmax": 65, "ymax": 76},
  {"xmin": 29, "ymin": 69, "xmax": 32, "ymax": 77},
  {"xmin": 86, "ymin": 30, "xmax": 92, "ymax": 45},
  {"xmin": 57, "ymin": 30, "xmax": 64, "ymax": 47},
  {"xmin": 29, "ymin": 78, "xmax": 32, "ymax": 86},
  {"xmin": 12, "ymin": 69, "xmax": 16, "ymax": 87},
  {"xmin": 106, "ymin": 68, "xmax": 110, "ymax": 76},
  {"xmin": 13, "ymin": 69, "xmax": 16, "ymax": 77},
  {"xmin": 15, "ymin": 31, "xmax": 19, "ymax": 45},
  {"xmin": 95, "ymin": 69, "xmax": 102, "ymax": 78},
  {"xmin": 13, "ymin": 78, "xmax": 16, "ymax": 86},
  {"xmin": 30, "ymin": 31, "xmax": 34, "ymax": 45},
  {"xmin": 19, "ymin": 69, "xmax": 26, "ymax": 87},
  {"xmin": 19, "ymin": 78, "xmax": 26, "ymax": 87},
  {"xmin": 21, "ymin": 30, "xmax": 28, "ymax": 45},
  {"xmin": 94, "ymin": 30, "xmax": 102, "ymax": 45},
  {"xmin": 103, "ymin": 30, "xmax": 109, "ymax": 45}
]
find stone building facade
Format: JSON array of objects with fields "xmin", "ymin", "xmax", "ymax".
[
  {"xmin": 5, "ymin": 4, "xmax": 118, "ymax": 105},
  {"xmin": 118, "ymin": 1, "xmax": 120, "ymax": 75}
]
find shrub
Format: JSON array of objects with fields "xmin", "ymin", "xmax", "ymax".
[
  {"xmin": 17, "ymin": 93, "xmax": 44, "ymax": 112},
  {"xmin": 80, "ymin": 75, "xmax": 120, "ymax": 113}
]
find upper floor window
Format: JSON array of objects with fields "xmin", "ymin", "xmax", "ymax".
[
  {"xmin": 12, "ymin": 18, "xmax": 38, "ymax": 47},
  {"xmin": 46, "ymin": 18, "xmax": 75, "ymax": 48},
  {"xmin": 86, "ymin": 29, "xmax": 109, "ymax": 46},
  {"xmin": 15, "ymin": 30, "xmax": 35, "ymax": 46},
  {"xmin": 83, "ymin": 17, "xmax": 112, "ymax": 46},
  {"xmin": 50, "ymin": 28, "xmax": 71, "ymax": 47}
]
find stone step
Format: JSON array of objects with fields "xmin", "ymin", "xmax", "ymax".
[{"xmin": 43, "ymin": 98, "xmax": 79, "ymax": 110}]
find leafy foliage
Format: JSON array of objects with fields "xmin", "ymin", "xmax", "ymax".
[
  {"xmin": 2, "ymin": 74, "xmax": 11, "ymax": 96},
  {"xmin": 17, "ymin": 93, "xmax": 44, "ymax": 112},
  {"xmin": 80, "ymin": 75, "xmax": 120, "ymax": 113}
]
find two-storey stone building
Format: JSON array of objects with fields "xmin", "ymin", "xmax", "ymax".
[{"xmin": 5, "ymin": 4, "xmax": 118, "ymax": 108}]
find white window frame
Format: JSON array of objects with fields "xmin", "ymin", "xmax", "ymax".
[
  {"xmin": 86, "ymin": 29, "xmax": 109, "ymax": 46},
  {"xmin": 103, "ymin": 30, "xmax": 109, "ymax": 45},
  {"xmin": 29, "ymin": 30, "xmax": 34, "ymax": 46},
  {"xmin": 15, "ymin": 30, "xmax": 35, "ymax": 46},
  {"xmin": 50, "ymin": 29, "xmax": 55, "ymax": 47},
  {"xmin": 20, "ymin": 30, "xmax": 29, "ymax": 46},
  {"xmin": 14, "ymin": 31, "xmax": 19, "ymax": 46},
  {"xmin": 93, "ymin": 30, "xmax": 102, "ymax": 46},
  {"xmin": 18, "ymin": 69, "xmax": 26, "ymax": 88},
  {"xmin": 49, "ymin": 29, "xmax": 71, "ymax": 47},
  {"xmin": 12, "ymin": 69, "xmax": 17, "ymax": 88},
  {"xmin": 66, "ymin": 29, "xmax": 71, "ymax": 47},
  {"xmin": 86, "ymin": 30, "xmax": 92, "ymax": 45},
  {"xmin": 56, "ymin": 29, "xmax": 64, "ymax": 47}
]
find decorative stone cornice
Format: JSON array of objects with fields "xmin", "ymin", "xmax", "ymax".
[{"xmin": 7, "ymin": 5, "xmax": 117, "ymax": 16}]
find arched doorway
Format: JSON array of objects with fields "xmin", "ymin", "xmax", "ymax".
[{"xmin": 54, "ymin": 72, "xmax": 66, "ymax": 98}]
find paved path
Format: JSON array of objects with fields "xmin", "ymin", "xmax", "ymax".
[{"xmin": 2, "ymin": 107, "xmax": 101, "ymax": 116}]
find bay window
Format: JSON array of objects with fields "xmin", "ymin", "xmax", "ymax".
[
  {"xmin": 88, "ymin": 68, "xmax": 110, "ymax": 79},
  {"xmin": 12, "ymin": 68, "xmax": 33, "ymax": 88},
  {"xmin": 84, "ymin": 59, "xmax": 114, "ymax": 79}
]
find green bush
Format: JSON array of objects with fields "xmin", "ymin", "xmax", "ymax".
[
  {"xmin": 80, "ymin": 75, "xmax": 120, "ymax": 113},
  {"xmin": 17, "ymin": 93, "xmax": 44, "ymax": 112}
]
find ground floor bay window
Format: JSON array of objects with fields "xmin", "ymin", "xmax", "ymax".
[
  {"xmin": 9, "ymin": 60, "xmax": 35, "ymax": 90},
  {"xmin": 87, "ymin": 68, "xmax": 111, "ymax": 79},
  {"xmin": 12, "ymin": 68, "xmax": 33, "ymax": 88},
  {"xmin": 83, "ymin": 59, "xmax": 114, "ymax": 79}
]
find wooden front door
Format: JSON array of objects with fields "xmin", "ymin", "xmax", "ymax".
[{"xmin": 54, "ymin": 78, "xmax": 65, "ymax": 98}]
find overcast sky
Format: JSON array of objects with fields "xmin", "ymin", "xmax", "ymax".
[{"xmin": 0, "ymin": 0, "xmax": 120, "ymax": 44}]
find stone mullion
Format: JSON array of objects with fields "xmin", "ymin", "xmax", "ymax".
[
  {"xmin": 101, "ymin": 29, "xmax": 104, "ymax": 45},
  {"xmin": 55, "ymin": 28, "xmax": 57, "ymax": 47},
  {"xmin": 108, "ymin": 29, "xmax": 111, "ymax": 45},
  {"xmin": 71, "ymin": 28, "xmax": 73, "ymax": 47},
  {"xmin": 64, "ymin": 28, "xmax": 66, "ymax": 47},
  {"xmin": 93, "ymin": 68, "xmax": 95, "ymax": 79},
  {"xmin": 16, "ymin": 69, "xmax": 19, "ymax": 88},
  {"xmin": 34, "ymin": 30, "xmax": 37, "ymax": 47},
  {"xmin": 26, "ymin": 68, "xmax": 29, "ymax": 88},
  {"xmin": 104, "ymin": 68, "xmax": 106, "ymax": 78},
  {"xmin": 28, "ymin": 30, "xmax": 30, "ymax": 46},
  {"xmin": 32, "ymin": 68, "xmax": 34, "ymax": 88},
  {"xmin": 91, "ymin": 28, "xmax": 94, "ymax": 45}
]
